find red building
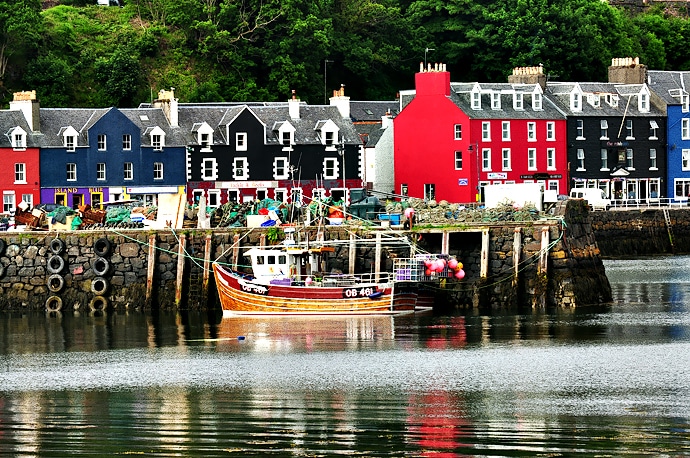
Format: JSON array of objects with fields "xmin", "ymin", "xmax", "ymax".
[
  {"xmin": 0, "ymin": 91, "xmax": 42, "ymax": 214},
  {"xmin": 395, "ymin": 64, "xmax": 568, "ymax": 203}
]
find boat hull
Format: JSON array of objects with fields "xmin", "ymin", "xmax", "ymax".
[{"xmin": 213, "ymin": 264, "xmax": 427, "ymax": 316}]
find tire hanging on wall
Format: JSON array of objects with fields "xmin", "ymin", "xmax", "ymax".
[
  {"xmin": 45, "ymin": 295, "xmax": 63, "ymax": 312},
  {"xmin": 92, "ymin": 257, "xmax": 110, "ymax": 276},
  {"xmin": 0, "ymin": 238, "xmax": 5, "ymax": 256},
  {"xmin": 47, "ymin": 255, "xmax": 65, "ymax": 274},
  {"xmin": 47, "ymin": 274, "xmax": 65, "ymax": 293},
  {"xmin": 93, "ymin": 237, "xmax": 111, "ymax": 257},
  {"xmin": 50, "ymin": 238, "xmax": 66, "ymax": 255},
  {"xmin": 0, "ymin": 264, "xmax": 4, "ymax": 278},
  {"xmin": 88, "ymin": 295, "xmax": 108, "ymax": 312},
  {"xmin": 91, "ymin": 276, "xmax": 109, "ymax": 295}
]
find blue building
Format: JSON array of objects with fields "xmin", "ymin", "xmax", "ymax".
[{"xmin": 647, "ymin": 70, "xmax": 690, "ymax": 201}]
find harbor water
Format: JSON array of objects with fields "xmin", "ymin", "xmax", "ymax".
[{"xmin": 1, "ymin": 256, "xmax": 690, "ymax": 456}]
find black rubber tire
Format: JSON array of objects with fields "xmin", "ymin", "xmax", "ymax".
[
  {"xmin": 0, "ymin": 238, "xmax": 5, "ymax": 255},
  {"xmin": 47, "ymin": 255, "xmax": 65, "ymax": 274},
  {"xmin": 47, "ymin": 274, "xmax": 65, "ymax": 293},
  {"xmin": 93, "ymin": 237, "xmax": 111, "ymax": 257},
  {"xmin": 45, "ymin": 295, "xmax": 63, "ymax": 312},
  {"xmin": 91, "ymin": 276, "xmax": 109, "ymax": 295},
  {"xmin": 0, "ymin": 264, "xmax": 4, "ymax": 277},
  {"xmin": 88, "ymin": 295, "xmax": 108, "ymax": 311},
  {"xmin": 92, "ymin": 257, "xmax": 110, "ymax": 276},
  {"xmin": 50, "ymin": 238, "xmax": 66, "ymax": 255}
]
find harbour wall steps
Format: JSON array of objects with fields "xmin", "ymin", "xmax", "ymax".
[{"xmin": 0, "ymin": 200, "xmax": 611, "ymax": 311}]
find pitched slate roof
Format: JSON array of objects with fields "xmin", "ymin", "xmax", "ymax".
[
  {"xmin": 121, "ymin": 107, "xmax": 186, "ymax": 147},
  {"xmin": 0, "ymin": 111, "xmax": 43, "ymax": 148},
  {"xmin": 546, "ymin": 82, "xmax": 664, "ymax": 117},
  {"xmin": 39, "ymin": 108, "xmax": 110, "ymax": 147},
  {"xmin": 450, "ymin": 82, "xmax": 566, "ymax": 120},
  {"xmin": 349, "ymin": 101, "xmax": 399, "ymax": 122},
  {"xmin": 647, "ymin": 70, "xmax": 690, "ymax": 105}
]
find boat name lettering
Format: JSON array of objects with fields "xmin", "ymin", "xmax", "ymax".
[
  {"xmin": 343, "ymin": 287, "xmax": 376, "ymax": 298},
  {"xmin": 239, "ymin": 280, "xmax": 268, "ymax": 295}
]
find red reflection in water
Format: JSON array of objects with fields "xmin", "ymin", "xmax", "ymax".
[
  {"xmin": 406, "ymin": 391, "xmax": 473, "ymax": 457},
  {"xmin": 425, "ymin": 317, "xmax": 467, "ymax": 350}
]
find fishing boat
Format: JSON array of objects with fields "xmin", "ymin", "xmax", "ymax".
[{"xmin": 212, "ymin": 231, "xmax": 463, "ymax": 316}]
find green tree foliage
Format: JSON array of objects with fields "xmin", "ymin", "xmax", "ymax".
[
  {"xmin": 0, "ymin": 0, "xmax": 43, "ymax": 90},
  {"xmin": 9, "ymin": 0, "xmax": 690, "ymax": 108}
]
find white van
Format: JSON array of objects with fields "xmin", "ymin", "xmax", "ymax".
[{"xmin": 569, "ymin": 188, "xmax": 611, "ymax": 210}]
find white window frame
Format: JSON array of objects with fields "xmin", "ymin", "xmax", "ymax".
[
  {"xmin": 454, "ymin": 124, "xmax": 462, "ymax": 140},
  {"xmin": 455, "ymin": 151, "xmax": 463, "ymax": 170},
  {"xmin": 600, "ymin": 148, "xmax": 609, "ymax": 171},
  {"xmin": 625, "ymin": 119, "xmax": 634, "ymax": 140},
  {"xmin": 14, "ymin": 163, "xmax": 26, "ymax": 184},
  {"xmin": 65, "ymin": 135, "xmax": 76, "ymax": 152},
  {"xmin": 207, "ymin": 189, "xmax": 221, "ymax": 208},
  {"xmin": 67, "ymin": 163, "xmax": 77, "ymax": 181},
  {"xmin": 576, "ymin": 148, "xmax": 585, "ymax": 171},
  {"xmin": 683, "ymin": 149, "xmax": 690, "ymax": 171},
  {"xmin": 154, "ymin": 162, "xmax": 163, "ymax": 180},
  {"xmin": 491, "ymin": 93, "xmax": 500, "ymax": 110},
  {"xmin": 547, "ymin": 148, "xmax": 556, "ymax": 170},
  {"xmin": 11, "ymin": 127, "xmax": 26, "ymax": 149},
  {"xmin": 683, "ymin": 119, "xmax": 690, "ymax": 140},
  {"xmin": 513, "ymin": 93, "xmax": 523, "ymax": 110},
  {"xmin": 576, "ymin": 119, "xmax": 584, "ymax": 139},
  {"xmin": 323, "ymin": 157, "xmax": 339, "ymax": 179},
  {"xmin": 527, "ymin": 122, "xmax": 536, "ymax": 141},
  {"xmin": 227, "ymin": 189, "xmax": 240, "ymax": 202},
  {"xmin": 482, "ymin": 122, "xmax": 491, "ymax": 141},
  {"xmin": 273, "ymin": 157, "xmax": 289, "ymax": 180},
  {"xmin": 274, "ymin": 188, "xmax": 288, "ymax": 203},
  {"xmin": 233, "ymin": 157, "xmax": 248, "ymax": 180},
  {"xmin": 3, "ymin": 192, "xmax": 15, "ymax": 214},
  {"xmin": 502, "ymin": 121, "xmax": 510, "ymax": 141},
  {"xmin": 501, "ymin": 148, "xmax": 511, "ymax": 171},
  {"xmin": 527, "ymin": 148, "xmax": 536, "ymax": 171},
  {"xmin": 600, "ymin": 120, "xmax": 609, "ymax": 140},
  {"xmin": 639, "ymin": 91, "xmax": 649, "ymax": 112},
  {"xmin": 236, "ymin": 132, "xmax": 247, "ymax": 151},
  {"xmin": 96, "ymin": 162, "xmax": 106, "ymax": 181},
  {"xmin": 122, "ymin": 134, "xmax": 131, "ymax": 151},
  {"xmin": 482, "ymin": 148, "xmax": 491, "ymax": 171},
  {"xmin": 649, "ymin": 148, "xmax": 657, "ymax": 170},
  {"xmin": 626, "ymin": 148, "xmax": 634, "ymax": 169},
  {"xmin": 546, "ymin": 122, "xmax": 555, "ymax": 141},
  {"xmin": 97, "ymin": 134, "xmax": 106, "ymax": 151},
  {"xmin": 21, "ymin": 193, "xmax": 33, "ymax": 208},
  {"xmin": 571, "ymin": 92, "xmax": 582, "ymax": 111},
  {"xmin": 683, "ymin": 94, "xmax": 690, "ymax": 113},
  {"xmin": 150, "ymin": 127, "xmax": 165, "ymax": 150},
  {"xmin": 124, "ymin": 162, "xmax": 133, "ymax": 181},
  {"xmin": 532, "ymin": 92, "xmax": 542, "ymax": 110},
  {"xmin": 471, "ymin": 91, "xmax": 481, "ymax": 109},
  {"xmin": 201, "ymin": 158, "xmax": 217, "ymax": 180}
]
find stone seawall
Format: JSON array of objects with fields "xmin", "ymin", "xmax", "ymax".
[
  {"xmin": 589, "ymin": 208, "xmax": 690, "ymax": 256},
  {"xmin": 0, "ymin": 200, "xmax": 612, "ymax": 311}
]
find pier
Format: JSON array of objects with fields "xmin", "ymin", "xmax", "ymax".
[{"xmin": 0, "ymin": 200, "xmax": 612, "ymax": 311}]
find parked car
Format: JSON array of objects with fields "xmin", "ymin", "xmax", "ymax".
[{"xmin": 569, "ymin": 188, "xmax": 611, "ymax": 211}]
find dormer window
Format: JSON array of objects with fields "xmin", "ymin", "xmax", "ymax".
[
  {"xmin": 281, "ymin": 131, "xmax": 291, "ymax": 145},
  {"xmin": 605, "ymin": 94, "xmax": 619, "ymax": 107},
  {"xmin": 8, "ymin": 126, "xmax": 26, "ymax": 150},
  {"xmin": 193, "ymin": 122, "xmax": 214, "ymax": 151},
  {"xmin": 491, "ymin": 93, "xmax": 500, "ymax": 110},
  {"xmin": 315, "ymin": 120, "xmax": 339, "ymax": 150},
  {"xmin": 471, "ymin": 90, "xmax": 481, "ymax": 109},
  {"xmin": 146, "ymin": 126, "xmax": 166, "ymax": 150},
  {"xmin": 61, "ymin": 126, "xmax": 79, "ymax": 152},
  {"xmin": 571, "ymin": 92, "xmax": 582, "ymax": 112},
  {"xmin": 683, "ymin": 94, "xmax": 689, "ymax": 113},
  {"xmin": 532, "ymin": 92, "xmax": 542, "ymax": 110},
  {"xmin": 274, "ymin": 121, "xmax": 295, "ymax": 150},
  {"xmin": 513, "ymin": 93, "xmax": 523, "ymax": 110},
  {"xmin": 639, "ymin": 90, "xmax": 650, "ymax": 112}
]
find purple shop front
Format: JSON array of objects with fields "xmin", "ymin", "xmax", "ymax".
[{"xmin": 41, "ymin": 187, "xmax": 109, "ymax": 209}]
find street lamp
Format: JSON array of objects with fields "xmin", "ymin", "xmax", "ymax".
[
  {"xmin": 324, "ymin": 59, "xmax": 333, "ymax": 104},
  {"xmin": 468, "ymin": 143, "xmax": 480, "ymax": 203}
]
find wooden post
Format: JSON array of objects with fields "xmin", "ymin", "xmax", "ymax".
[
  {"xmin": 480, "ymin": 228, "xmax": 489, "ymax": 278},
  {"xmin": 175, "ymin": 233, "xmax": 186, "ymax": 307},
  {"xmin": 441, "ymin": 231, "xmax": 450, "ymax": 254},
  {"xmin": 232, "ymin": 233, "xmax": 240, "ymax": 269},
  {"xmin": 539, "ymin": 227, "xmax": 550, "ymax": 275},
  {"xmin": 202, "ymin": 233, "xmax": 212, "ymax": 300},
  {"xmin": 513, "ymin": 227, "xmax": 521, "ymax": 286},
  {"xmin": 375, "ymin": 232, "xmax": 382, "ymax": 282},
  {"xmin": 349, "ymin": 233, "xmax": 356, "ymax": 275},
  {"xmin": 146, "ymin": 234, "xmax": 156, "ymax": 305}
]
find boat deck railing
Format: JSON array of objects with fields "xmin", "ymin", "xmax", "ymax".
[{"xmin": 268, "ymin": 272, "xmax": 393, "ymax": 287}]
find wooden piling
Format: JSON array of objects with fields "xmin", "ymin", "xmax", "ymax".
[
  {"xmin": 375, "ymin": 232, "xmax": 382, "ymax": 282},
  {"xmin": 202, "ymin": 233, "xmax": 212, "ymax": 300},
  {"xmin": 146, "ymin": 233, "xmax": 156, "ymax": 305},
  {"xmin": 480, "ymin": 228, "xmax": 489, "ymax": 278},
  {"xmin": 513, "ymin": 227, "xmax": 521, "ymax": 286},
  {"xmin": 349, "ymin": 233, "xmax": 356, "ymax": 275},
  {"xmin": 175, "ymin": 233, "xmax": 186, "ymax": 307}
]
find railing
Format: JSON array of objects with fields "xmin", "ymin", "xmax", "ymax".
[{"xmin": 608, "ymin": 198, "xmax": 687, "ymax": 211}]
